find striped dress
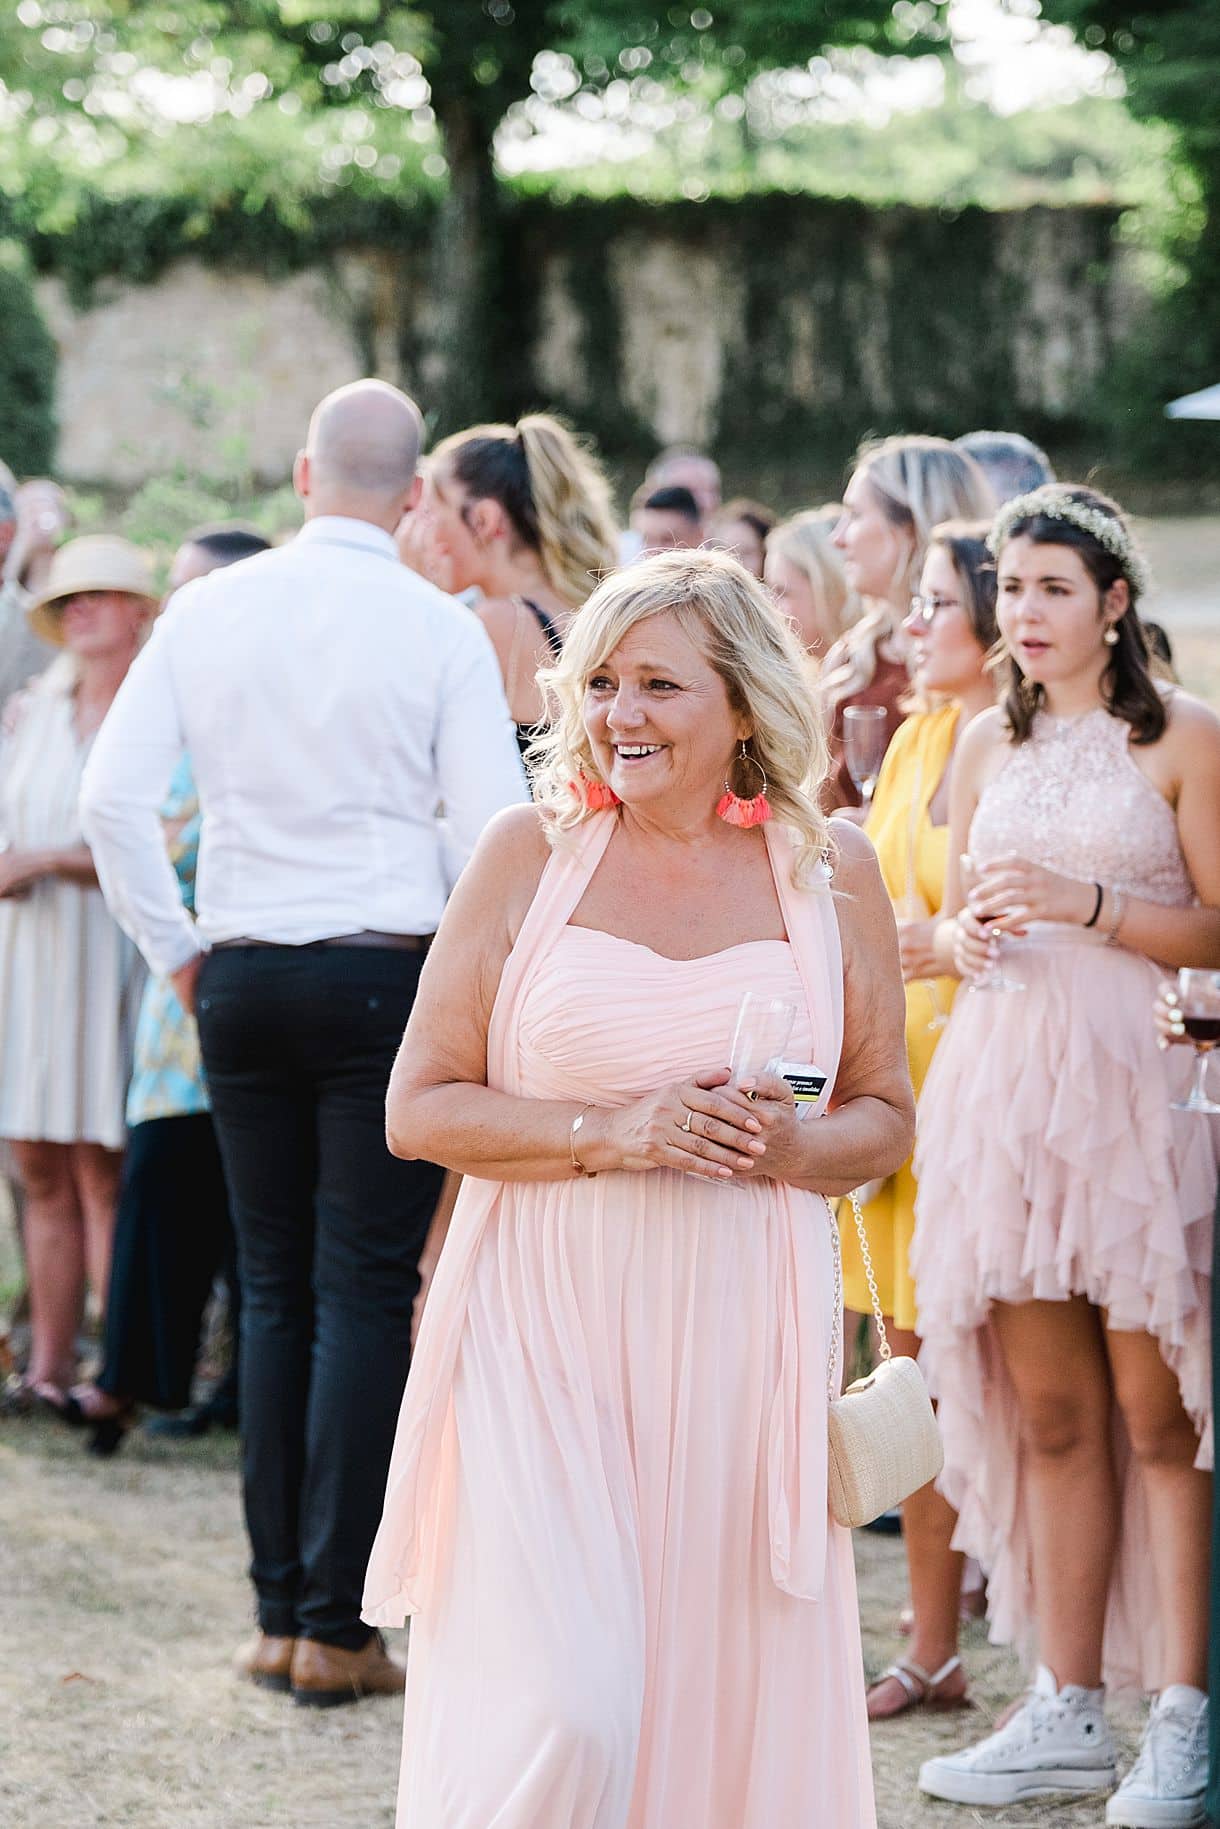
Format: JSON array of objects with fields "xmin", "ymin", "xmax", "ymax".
[{"xmin": 0, "ymin": 661, "xmax": 144, "ymax": 1148}]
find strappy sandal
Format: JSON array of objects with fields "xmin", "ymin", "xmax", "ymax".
[{"xmin": 866, "ymin": 1656, "xmax": 971, "ymax": 1722}]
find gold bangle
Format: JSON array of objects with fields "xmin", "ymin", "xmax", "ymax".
[
  {"xmin": 1104, "ymin": 887, "xmax": 1127, "ymax": 947},
  {"xmin": 570, "ymin": 1104, "xmax": 596, "ymax": 1177}
]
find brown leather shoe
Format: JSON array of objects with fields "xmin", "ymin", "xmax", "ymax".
[
  {"xmin": 290, "ymin": 1632, "xmax": 406, "ymax": 1709},
  {"xmin": 234, "ymin": 1631, "xmax": 296, "ymax": 1693}
]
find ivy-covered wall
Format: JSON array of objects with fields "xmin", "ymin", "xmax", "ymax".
[
  {"xmin": 513, "ymin": 195, "xmax": 1127, "ymax": 465},
  {"xmin": 21, "ymin": 189, "xmax": 1130, "ymax": 485}
]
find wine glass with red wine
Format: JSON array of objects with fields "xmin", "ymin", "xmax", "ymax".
[{"xmin": 1170, "ymin": 968, "xmax": 1220, "ymax": 1114}]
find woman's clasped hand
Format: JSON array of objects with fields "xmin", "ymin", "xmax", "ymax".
[
  {"xmin": 0, "ymin": 849, "xmax": 45, "ymax": 898},
  {"xmin": 591, "ymin": 1067, "xmax": 774, "ymax": 1178}
]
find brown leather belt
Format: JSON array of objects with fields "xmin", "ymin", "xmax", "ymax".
[{"xmin": 213, "ymin": 931, "xmax": 433, "ymax": 953}]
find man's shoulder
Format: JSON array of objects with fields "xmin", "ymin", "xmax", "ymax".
[
  {"xmin": 158, "ymin": 540, "xmax": 490, "ymax": 659},
  {"xmin": 390, "ymin": 571, "xmax": 489, "ymax": 642}
]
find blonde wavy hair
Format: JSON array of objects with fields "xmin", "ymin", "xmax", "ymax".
[
  {"xmin": 531, "ymin": 549, "xmax": 833, "ymax": 885},
  {"xmin": 432, "ymin": 412, "xmax": 618, "ymax": 608},
  {"xmin": 765, "ymin": 505, "xmax": 862, "ymax": 653},
  {"xmin": 822, "ymin": 434, "xmax": 996, "ymax": 710}
]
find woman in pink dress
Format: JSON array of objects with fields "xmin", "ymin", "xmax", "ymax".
[
  {"xmin": 912, "ymin": 487, "xmax": 1220, "ymax": 1826},
  {"xmin": 364, "ymin": 548, "xmax": 914, "ymax": 1828}
]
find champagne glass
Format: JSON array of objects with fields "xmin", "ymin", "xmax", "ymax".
[
  {"xmin": 693, "ymin": 993, "xmax": 797, "ymax": 1191},
  {"xmin": 842, "ymin": 705, "xmax": 889, "ymax": 809},
  {"xmin": 1170, "ymin": 969, "xmax": 1220, "ymax": 1114},
  {"xmin": 729, "ymin": 993, "xmax": 797, "ymax": 1086},
  {"xmin": 960, "ymin": 854, "xmax": 1025, "ymax": 994}
]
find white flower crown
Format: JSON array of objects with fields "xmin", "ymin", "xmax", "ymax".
[{"xmin": 986, "ymin": 487, "xmax": 1151, "ymax": 600}]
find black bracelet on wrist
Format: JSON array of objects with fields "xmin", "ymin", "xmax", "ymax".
[{"xmin": 1083, "ymin": 881, "xmax": 1105, "ymax": 929}]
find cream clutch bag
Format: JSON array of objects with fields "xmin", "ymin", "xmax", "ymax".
[{"xmin": 825, "ymin": 1191, "xmax": 944, "ymax": 1530}]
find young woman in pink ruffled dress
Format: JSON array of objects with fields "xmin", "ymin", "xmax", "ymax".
[
  {"xmin": 912, "ymin": 486, "xmax": 1220, "ymax": 1828},
  {"xmin": 363, "ymin": 549, "xmax": 914, "ymax": 1829}
]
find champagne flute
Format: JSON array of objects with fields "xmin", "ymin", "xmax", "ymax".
[
  {"xmin": 960, "ymin": 854, "xmax": 1025, "ymax": 994},
  {"xmin": 694, "ymin": 993, "xmax": 798, "ymax": 1191},
  {"xmin": 1170, "ymin": 968, "xmax": 1220, "ymax": 1114},
  {"xmin": 729, "ymin": 993, "xmax": 797, "ymax": 1088},
  {"xmin": 842, "ymin": 705, "xmax": 889, "ymax": 810}
]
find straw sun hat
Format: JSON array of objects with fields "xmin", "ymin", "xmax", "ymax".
[{"xmin": 27, "ymin": 534, "xmax": 159, "ymax": 646}]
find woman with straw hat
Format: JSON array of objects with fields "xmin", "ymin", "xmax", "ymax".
[{"xmin": 0, "ymin": 534, "xmax": 158, "ymax": 1414}]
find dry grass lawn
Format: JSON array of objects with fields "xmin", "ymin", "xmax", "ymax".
[{"xmin": 1, "ymin": 1414, "xmax": 1146, "ymax": 1829}]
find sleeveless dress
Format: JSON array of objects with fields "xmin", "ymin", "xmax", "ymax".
[
  {"xmin": 0, "ymin": 662, "xmax": 143, "ymax": 1148},
  {"xmin": 364, "ymin": 813, "xmax": 877, "ymax": 1829},
  {"xmin": 912, "ymin": 707, "xmax": 1217, "ymax": 1693},
  {"xmin": 842, "ymin": 704, "xmax": 960, "ymax": 1331}
]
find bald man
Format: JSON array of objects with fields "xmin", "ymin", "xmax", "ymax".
[{"xmin": 82, "ymin": 380, "xmax": 527, "ymax": 1705}]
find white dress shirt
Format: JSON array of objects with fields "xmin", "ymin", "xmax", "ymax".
[{"xmin": 80, "ymin": 516, "xmax": 528, "ymax": 977}]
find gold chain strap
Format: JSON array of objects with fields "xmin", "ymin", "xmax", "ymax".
[{"xmin": 827, "ymin": 1189, "xmax": 891, "ymax": 1403}]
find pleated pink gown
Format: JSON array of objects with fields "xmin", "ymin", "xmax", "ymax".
[{"xmin": 365, "ymin": 814, "xmax": 876, "ymax": 1828}]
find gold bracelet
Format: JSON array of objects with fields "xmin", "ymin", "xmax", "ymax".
[
  {"xmin": 1104, "ymin": 886, "xmax": 1127, "ymax": 947},
  {"xmin": 569, "ymin": 1104, "xmax": 597, "ymax": 1177}
]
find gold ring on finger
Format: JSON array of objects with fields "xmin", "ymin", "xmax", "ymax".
[{"xmin": 680, "ymin": 1108, "xmax": 695, "ymax": 1134}]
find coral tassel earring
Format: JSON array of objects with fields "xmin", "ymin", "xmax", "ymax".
[
  {"xmin": 716, "ymin": 744, "xmax": 772, "ymax": 826},
  {"xmin": 569, "ymin": 771, "xmax": 621, "ymax": 811},
  {"xmin": 716, "ymin": 788, "xmax": 772, "ymax": 827}
]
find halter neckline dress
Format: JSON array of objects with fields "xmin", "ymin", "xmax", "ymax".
[{"xmin": 365, "ymin": 812, "xmax": 877, "ymax": 1828}]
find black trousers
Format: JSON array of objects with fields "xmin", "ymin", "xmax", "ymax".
[
  {"xmin": 195, "ymin": 944, "xmax": 441, "ymax": 1649},
  {"xmin": 97, "ymin": 1112, "xmax": 237, "ymax": 1413}
]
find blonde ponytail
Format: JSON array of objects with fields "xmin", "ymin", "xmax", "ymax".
[
  {"xmin": 434, "ymin": 414, "xmax": 618, "ymax": 609},
  {"xmin": 516, "ymin": 414, "xmax": 619, "ymax": 607}
]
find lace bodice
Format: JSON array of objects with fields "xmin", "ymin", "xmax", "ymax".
[{"xmin": 970, "ymin": 707, "xmax": 1194, "ymax": 907}]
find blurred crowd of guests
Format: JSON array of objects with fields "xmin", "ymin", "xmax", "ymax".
[{"xmin": 1, "ymin": 393, "xmax": 1218, "ymax": 1824}]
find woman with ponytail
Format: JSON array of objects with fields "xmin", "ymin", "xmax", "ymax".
[{"xmin": 419, "ymin": 415, "xmax": 619, "ymax": 755}]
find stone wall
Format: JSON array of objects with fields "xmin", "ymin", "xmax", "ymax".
[{"xmin": 37, "ymin": 196, "xmax": 1135, "ymax": 487}]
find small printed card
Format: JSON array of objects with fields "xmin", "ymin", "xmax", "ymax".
[{"xmin": 771, "ymin": 1060, "xmax": 829, "ymax": 1119}]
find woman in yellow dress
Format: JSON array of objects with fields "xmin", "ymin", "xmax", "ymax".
[{"xmin": 840, "ymin": 521, "xmax": 999, "ymax": 1719}]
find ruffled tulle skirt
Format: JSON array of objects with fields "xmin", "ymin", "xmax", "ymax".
[{"xmin": 912, "ymin": 926, "xmax": 1216, "ymax": 1691}]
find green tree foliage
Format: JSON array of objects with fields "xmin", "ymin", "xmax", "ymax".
[
  {"xmin": 519, "ymin": 90, "xmax": 1161, "ymax": 211},
  {"xmin": 1035, "ymin": 1, "xmax": 1220, "ymax": 449},
  {"xmin": 0, "ymin": 249, "xmax": 57, "ymax": 472},
  {"xmin": 0, "ymin": 0, "xmax": 946, "ymax": 424},
  {"xmin": 0, "ymin": 0, "xmax": 1205, "ymax": 457}
]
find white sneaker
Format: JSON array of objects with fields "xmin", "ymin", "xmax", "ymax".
[
  {"xmin": 918, "ymin": 1664, "xmax": 1118, "ymax": 1806},
  {"xmin": 1106, "ymin": 1686, "xmax": 1209, "ymax": 1828}
]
